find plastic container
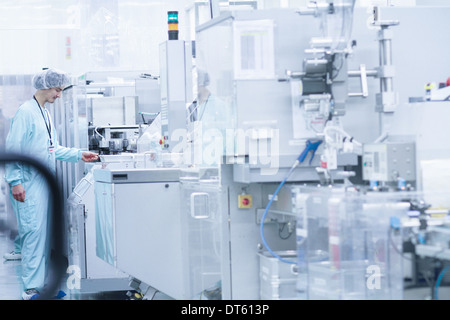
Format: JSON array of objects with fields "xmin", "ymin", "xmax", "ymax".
[{"xmin": 258, "ymin": 251, "xmax": 298, "ymax": 300}]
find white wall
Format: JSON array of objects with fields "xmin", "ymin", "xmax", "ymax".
[
  {"xmin": 0, "ymin": 0, "xmax": 192, "ymax": 76},
  {"xmin": 1, "ymin": 0, "xmax": 448, "ymax": 77}
]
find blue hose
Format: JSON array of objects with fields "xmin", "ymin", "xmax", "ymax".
[
  {"xmin": 260, "ymin": 140, "xmax": 322, "ymax": 265},
  {"xmin": 260, "ymin": 163, "xmax": 298, "ymax": 265},
  {"xmin": 434, "ymin": 265, "xmax": 450, "ymax": 300}
]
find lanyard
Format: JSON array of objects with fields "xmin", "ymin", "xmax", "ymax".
[
  {"xmin": 33, "ymin": 96, "xmax": 53, "ymax": 146},
  {"xmin": 198, "ymin": 94, "xmax": 210, "ymax": 121}
]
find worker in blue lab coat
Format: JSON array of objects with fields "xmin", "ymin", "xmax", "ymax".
[{"xmin": 4, "ymin": 68, "xmax": 99, "ymax": 300}]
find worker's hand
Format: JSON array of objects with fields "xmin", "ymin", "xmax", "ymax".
[
  {"xmin": 81, "ymin": 151, "xmax": 99, "ymax": 162},
  {"xmin": 12, "ymin": 184, "xmax": 25, "ymax": 202}
]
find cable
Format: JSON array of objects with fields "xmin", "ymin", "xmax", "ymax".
[
  {"xmin": 388, "ymin": 227, "xmax": 412, "ymax": 261},
  {"xmin": 434, "ymin": 264, "xmax": 450, "ymax": 300},
  {"xmin": 323, "ymin": 125, "xmax": 362, "ymax": 148},
  {"xmin": 94, "ymin": 126, "xmax": 105, "ymax": 141},
  {"xmin": 278, "ymin": 223, "xmax": 294, "ymax": 240},
  {"xmin": 260, "ymin": 141, "xmax": 322, "ymax": 264},
  {"xmin": 0, "ymin": 152, "xmax": 65, "ymax": 300},
  {"xmin": 209, "ymin": 0, "xmax": 214, "ymax": 18},
  {"xmin": 260, "ymin": 160, "xmax": 299, "ymax": 265}
]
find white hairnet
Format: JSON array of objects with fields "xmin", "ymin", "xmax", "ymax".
[{"xmin": 32, "ymin": 69, "xmax": 70, "ymax": 90}]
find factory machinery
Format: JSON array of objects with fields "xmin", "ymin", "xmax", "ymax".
[{"xmin": 60, "ymin": 2, "xmax": 450, "ymax": 300}]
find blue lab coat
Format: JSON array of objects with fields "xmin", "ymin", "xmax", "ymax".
[{"xmin": 4, "ymin": 98, "xmax": 81, "ymax": 291}]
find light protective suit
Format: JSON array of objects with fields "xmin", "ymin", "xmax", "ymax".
[{"xmin": 5, "ymin": 97, "xmax": 82, "ymax": 292}]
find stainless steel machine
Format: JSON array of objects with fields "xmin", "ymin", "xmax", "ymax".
[
  {"xmin": 54, "ymin": 71, "xmax": 160, "ymax": 295},
  {"xmin": 94, "ymin": 166, "xmax": 187, "ymax": 298},
  {"xmin": 87, "ymin": 3, "xmax": 450, "ymax": 300}
]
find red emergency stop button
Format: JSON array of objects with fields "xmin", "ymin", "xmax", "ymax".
[{"xmin": 238, "ymin": 195, "xmax": 252, "ymax": 209}]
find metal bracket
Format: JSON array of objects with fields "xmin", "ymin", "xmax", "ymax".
[{"xmin": 348, "ymin": 64, "xmax": 371, "ymax": 98}]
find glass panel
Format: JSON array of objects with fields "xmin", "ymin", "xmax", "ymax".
[
  {"xmin": 194, "ymin": 16, "xmax": 235, "ymax": 160},
  {"xmin": 180, "ymin": 167, "xmax": 223, "ymax": 299}
]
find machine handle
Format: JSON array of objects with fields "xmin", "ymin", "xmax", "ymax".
[
  {"xmin": 190, "ymin": 192, "xmax": 210, "ymax": 219},
  {"xmin": 72, "ymin": 177, "xmax": 93, "ymax": 199}
]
